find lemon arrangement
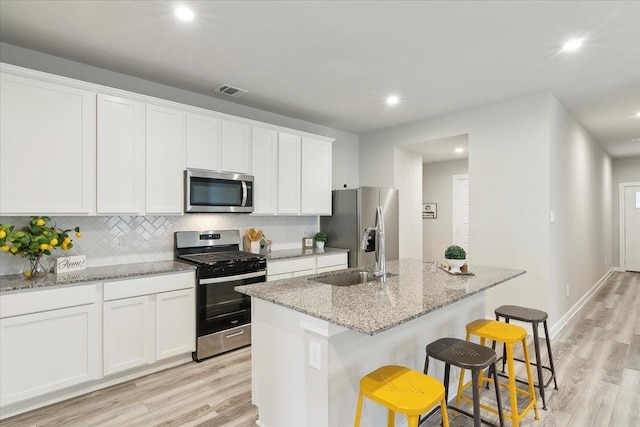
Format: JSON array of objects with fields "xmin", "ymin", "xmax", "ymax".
[{"xmin": 0, "ymin": 216, "xmax": 81, "ymax": 278}]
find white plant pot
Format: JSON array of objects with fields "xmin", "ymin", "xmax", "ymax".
[
  {"xmin": 316, "ymin": 241, "xmax": 325, "ymax": 249},
  {"xmin": 446, "ymin": 258, "xmax": 466, "ymax": 273}
]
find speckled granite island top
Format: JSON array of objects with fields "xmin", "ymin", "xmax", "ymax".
[
  {"xmin": 0, "ymin": 261, "xmax": 195, "ymax": 294},
  {"xmin": 236, "ymin": 259, "xmax": 525, "ymax": 335},
  {"xmin": 265, "ymin": 247, "xmax": 349, "ymax": 261}
]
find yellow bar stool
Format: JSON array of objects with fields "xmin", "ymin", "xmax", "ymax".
[
  {"xmin": 354, "ymin": 365, "xmax": 450, "ymax": 427},
  {"xmin": 458, "ymin": 320, "xmax": 540, "ymax": 427}
]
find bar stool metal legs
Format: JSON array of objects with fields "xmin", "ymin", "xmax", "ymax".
[
  {"xmin": 466, "ymin": 319, "xmax": 539, "ymax": 427},
  {"xmin": 493, "ymin": 305, "xmax": 559, "ymax": 410},
  {"xmin": 421, "ymin": 337, "xmax": 504, "ymax": 427}
]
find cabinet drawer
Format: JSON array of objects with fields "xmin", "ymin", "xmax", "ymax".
[
  {"xmin": 316, "ymin": 253, "xmax": 348, "ymax": 269},
  {"xmin": 104, "ymin": 271, "xmax": 195, "ymax": 301},
  {"xmin": 267, "ymin": 257, "xmax": 316, "ymax": 276},
  {"xmin": 0, "ymin": 284, "xmax": 97, "ymax": 318}
]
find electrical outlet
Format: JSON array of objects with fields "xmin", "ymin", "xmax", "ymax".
[{"xmin": 309, "ymin": 340, "xmax": 321, "ymax": 370}]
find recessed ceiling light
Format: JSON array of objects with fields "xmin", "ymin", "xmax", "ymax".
[
  {"xmin": 174, "ymin": 6, "xmax": 194, "ymax": 21},
  {"xmin": 386, "ymin": 95, "xmax": 399, "ymax": 106},
  {"xmin": 455, "ymin": 147, "xmax": 464, "ymax": 153},
  {"xmin": 561, "ymin": 38, "xmax": 584, "ymax": 52},
  {"xmin": 633, "ymin": 138, "xmax": 640, "ymax": 142},
  {"xmin": 635, "ymin": 111, "xmax": 640, "ymax": 118}
]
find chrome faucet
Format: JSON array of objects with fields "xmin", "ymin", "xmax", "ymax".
[{"xmin": 361, "ymin": 206, "xmax": 386, "ymax": 277}]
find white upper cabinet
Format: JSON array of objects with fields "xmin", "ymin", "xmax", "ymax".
[
  {"xmin": 96, "ymin": 94, "xmax": 146, "ymax": 215},
  {"xmin": 277, "ymin": 133, "xmax": 301, "ymax": 215},
  {"xmin": 0, "ymin": 72, "xmax": 95, "ymax": 215},
  {"xmin": 1, "ymin": 64, "xmax": 335, "ymax": 217},
  {"xmin": 251, "ymin": 127, "xmax": 279, "ymax": 215},
  {"xmin": 145, "ymin": 104, "xmax": 186, "ymax": 215},
  {"xmin": 301, "ymin": 138, "xmax": 332, "ymax": 215},
  {"xmin": 220, "ymin": 120, "xmax": 251, "ymax": 174},
  {"xmin": 186, "ymin": 112, "xmax": 220, "ymax": 171}
]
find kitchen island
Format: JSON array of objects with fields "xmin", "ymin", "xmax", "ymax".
[{"xmin": 236, "ymin": 259, "xmax": 525, "ymax": 427}]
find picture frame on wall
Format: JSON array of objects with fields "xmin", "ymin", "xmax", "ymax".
[{"xmin": 423, "ymin": 203, "xmax": 437, "ymax": 219}]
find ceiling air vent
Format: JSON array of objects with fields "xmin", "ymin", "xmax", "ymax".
[{"xmin": 214, "ymin": 84, "xmax": 248, "ymax": 97}]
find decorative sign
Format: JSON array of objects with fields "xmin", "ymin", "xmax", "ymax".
[
  {"xmin": 302, "ymin": 237, "xmax": 314, "ymax": 248},
  {"xmin": 423, "ymin": 203, "xmax": 437, "ymax": 219},
  {"xmin": 54, "ymin": 255, "xmax": 87, "ymax": 273}
]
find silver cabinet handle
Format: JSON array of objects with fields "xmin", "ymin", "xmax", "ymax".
[
  {"xmin": 200, "ymin": 270, "xmax": 266, "ymax": 284},
  {"xmin": 225, "ymin": 330, "xmax": 245, "ymax": 339}
]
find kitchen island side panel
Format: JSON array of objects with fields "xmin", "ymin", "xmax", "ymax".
[{"xmin": 252, "ymin": 293, "xmax": 484, "ymax": 427}]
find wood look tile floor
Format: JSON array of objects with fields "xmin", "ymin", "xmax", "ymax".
[{"xmin": 2, "ymin": 271, "xmax": 638, "ymax": 426}]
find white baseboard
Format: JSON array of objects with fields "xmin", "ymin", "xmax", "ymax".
[
  {"xmin": 614, "ymin": 266, "xmax": 625, "ymax": 272},
  {"xmin": 549, "ymin": 267, "xmax": 614, "ymax": 338}
]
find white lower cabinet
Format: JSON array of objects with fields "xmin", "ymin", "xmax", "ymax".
[
  {"xmin": 156, "ymin": 288, "xmax": 195, "ymax": 360},
  {"xmin": 103, "ymin": 272, "xmax": 195, "ymax": 376},
  {"xmin": 0, "ymin": 271, "xmax": 195, "ymax": 416},
  {"xmin": 0, "ymin": 289, "xmax": 100, "ymax": 406},
  {"xmin": 103, "ymin": 295, "xmax": 154, "ymax": 376},
  {"xmin": 316, "ymin": 253, "xmax": 349, "ymax": 274},
  {"xmin": 267, "ymin": 253, "xmax": 348, "ymax": 281}
]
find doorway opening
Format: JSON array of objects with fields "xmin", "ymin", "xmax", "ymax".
[{"xmin": 401, "ymin": 134, "xmax": 470, "ymax": 262}]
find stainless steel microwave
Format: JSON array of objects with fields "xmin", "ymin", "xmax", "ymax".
[{"xmin": 185, "ymin": 169, "xmax": 254, "ymax": 213}]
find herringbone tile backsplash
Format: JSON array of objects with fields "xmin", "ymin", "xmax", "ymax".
[{"xmin": 0, "ymin": 215, "xmax": 317, "ymax": 275}]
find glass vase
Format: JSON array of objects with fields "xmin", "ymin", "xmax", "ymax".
[{"xmin": 23, "ymin": 255, "xmax": 49, "ymax": 278}]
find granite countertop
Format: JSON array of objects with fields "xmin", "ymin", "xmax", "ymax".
[
  {"xmin": 265, "ymin": 247, "xmax": 349, "ymax": 261},
  {"xmin": 0, "ymin": 261, "xmax": 195, "ymax": 294},
  {"xmin": 236, "ymin": 259, "xmax": 525, "ymax": 335}
]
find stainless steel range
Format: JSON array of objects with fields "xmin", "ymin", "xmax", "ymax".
[{"xmin": 175, "ymin": 230, "xmax": 266, "ymax": 361}]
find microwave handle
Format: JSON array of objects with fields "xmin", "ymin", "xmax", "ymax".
[{"xmin": 241, "ymin": 181, "xmax": 248, "ymax": 206}]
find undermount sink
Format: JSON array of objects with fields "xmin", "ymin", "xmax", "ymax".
[{"xmin": 312, "ymin": 271, "xmax": 395, "ymax": 287}]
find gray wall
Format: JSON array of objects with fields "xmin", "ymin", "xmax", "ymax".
[
  {"xmin": 359, "ymin": 91, "xmax": 614, "ymax": 331},
  {"xmin": 422, "ymin": 159, "xmax": 469, "ymax": 262},
  {"xmin": 0, "ymin": 42, "xmax": 360, "ymax": 190},
  {"xmin": 549, "ymin": 96, "xmax": 613, "ymax": 326},
  {"xmin": 612, "ymin": 156, "xmax": 640, "ymax": 267}
]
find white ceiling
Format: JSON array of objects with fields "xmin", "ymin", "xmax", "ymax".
[
  {"xmin": 401, "ymin": 134, "xmax": 469, "ymax": 164},
  {"xmin": 1, "ymin": 1, "xmax": 639, "ymax": 158}
]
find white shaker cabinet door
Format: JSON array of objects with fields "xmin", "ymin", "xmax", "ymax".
[
  {"xmin": 251, "ymin": 127, "xmax": 279, "ymax": 214},
  {"xmin": 186, "ymin": 112, "xmax": 220, "ymax": 171},
  {"xmin": 96, "ymin": 94, "xmax": 145, "ymax": 214},
  {"xmin": 301, "ymin": 138, "xmax": 332, "ymax": 215},
  {"xmin": 155, "ymin": 288, "xmax": 195, "ymax": 361},
  {"xmin": 0, "ymin": 73, "xmax": 95, "ymax": 215},
  {"xmin": 103, "ymin": 295, "xmax": 154, "ymax": 376},
  {"xmin": 277, "ymin": 133, "xmax": 301, "ymax": 215},
  {"xmin": 0, "ymin": 304, "xmax": 100, "ymax": 405},
  {"xmin": 220, "ymin": 120, "xmax": 251, "ymax": 174},
  {"xmin": 146, "ymin": 104, "xmax": 186, "ymax": 214}
]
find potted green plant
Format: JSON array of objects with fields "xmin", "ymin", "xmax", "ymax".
[
  {"xmin": 444, "ymin": 245, "xmax": 467, "ymax": 273},
  {"xmin": 314, "ymin": 231, "xmax": 328, "ymax": 249}
]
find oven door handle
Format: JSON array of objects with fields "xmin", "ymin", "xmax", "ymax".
[
  {"xmin": 241, "ymin": 181, "xmax": 248, "ymax": 206},
  {"xmin": 200, "ymin": 271, "xmax": 266, "ymax": 284},
  {"xmin": 225, "ymin": 330, "xmax": 245, "ymax": 339}
]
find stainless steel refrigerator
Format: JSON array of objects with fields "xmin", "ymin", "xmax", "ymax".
[{"xmin": 320, "ymin": 187, "xmax": 399, "ymax": 268}]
